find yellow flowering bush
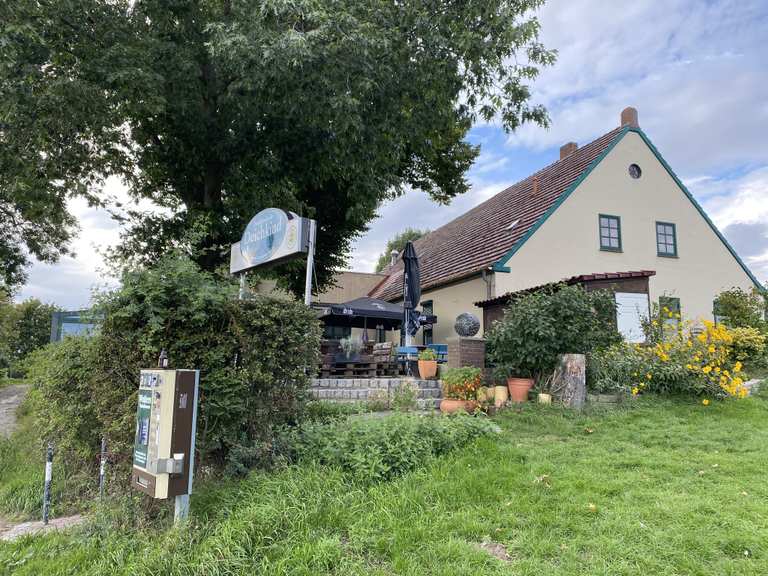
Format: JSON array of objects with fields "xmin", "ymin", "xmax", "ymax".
[
  {"xmin": 591, "ymin": 306, "xmax": 753, "ymax": 399},
  {"xmin": 635, "ymin": 312, "xmax": 748, "ymax": 398}
]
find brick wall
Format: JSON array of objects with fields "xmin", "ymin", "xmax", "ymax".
[{"xmin": 447, "ymin": 337, "xmax": 486, "ymax": 369}]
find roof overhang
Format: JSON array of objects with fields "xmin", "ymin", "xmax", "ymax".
[{"xmin": 475, "ymin": 270, "xmax": 657, "ymax": 308}]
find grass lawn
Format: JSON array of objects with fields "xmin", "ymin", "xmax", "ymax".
[{"xmin": 2, "ymin": 393, "xmax": 767, "ymax": 575}]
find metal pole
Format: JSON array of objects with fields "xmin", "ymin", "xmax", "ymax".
[
  {"xmin": 42, "ymin": 443, "xmax": 53, "ymax": 525},
  {"xmin": 304, "ymin": 219, "xmax": 317, "ymax": 306},
  {"xmin": 175, "ymin": 369, "xmax": 199, "ymax": 524},
  {"xmin": 99, "ymin": 437, "xmax": 107, "ymax": 499},
  {"xmin": 174, "ymin": 495, "xmax": 190, "ymax": 523},
  {"xmin": 238, "ymin": 272, "xmax": 247, "ymax": 300}
]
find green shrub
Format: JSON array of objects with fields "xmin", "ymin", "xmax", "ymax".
[
  {"xmin": 729, "ymin": 327, "xmax": 766, "ymax": 363},
  {"xmin": 26, "ymin": 337, "xmax": 102, "ymax": 460},
  {"xmin": 24, "ymin": 255, "xmax": 322, "ymax": 486},
  {"xmin": 303, "ymin": 400, "xmax": 365, "ymax": 422},
  {"xmin": 391, "ymin": 381, "xmax": 419, "ymax": 412},
  {"xmin": 486, "ymin": 284, "xmax": 621, "ymax": 382},
  {"xmin": 713, "ymin": 287, "xmax": 767, "ymax": 331},
  {"xmin": 283, "ymin": 414, "xmax": 499, "ymax": 483}
]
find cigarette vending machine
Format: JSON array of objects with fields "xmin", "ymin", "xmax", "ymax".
[{"xmin": 131, "ymin": 369, "xmax": 199, "ymax": 499}]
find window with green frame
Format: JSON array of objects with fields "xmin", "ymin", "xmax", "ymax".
[
  {"xmin": 659, "ymin": 296, "xmax": 681, "ymax": 327},
  {"xmin": 421, "ymin": 300, "xmax": 434, "ymax": 345},
  {"xmin": 656, "ymin": 222, "xmax": 678, "ymax": 257},
  {"xmin": 599, "ymin": 214, "xmax": 622, "ymax": 251}
]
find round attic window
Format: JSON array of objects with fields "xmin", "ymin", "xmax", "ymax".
[{"xmin": 628, "ymin": 163, "xmax": 642, "ymax": 179}]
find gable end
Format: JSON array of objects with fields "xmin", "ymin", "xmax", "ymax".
[{"xmin": 493, "ymin": 127, "xmax": 763, "ymax": 292}]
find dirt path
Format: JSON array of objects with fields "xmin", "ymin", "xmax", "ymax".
[{"xmin": 0, "ymin": 384, "xmax": 29, "ymax": 438}]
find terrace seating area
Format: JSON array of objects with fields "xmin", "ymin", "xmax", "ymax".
[{"xmin": 317, "ymin": 341, "xmax": 448, "ymax": 378}]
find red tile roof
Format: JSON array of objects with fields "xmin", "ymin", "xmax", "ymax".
[
  {"xmin": 474, "ymin": 270, "xmax": 657, "ymax": 308},
  {"xmin": 369, "ymin": 126, "xmax": 626, "ymax": 301}
]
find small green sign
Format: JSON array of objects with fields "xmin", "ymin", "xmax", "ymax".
[{"xmin": 133, "ymin": 389, "xmax": 152, "ymax": 468}]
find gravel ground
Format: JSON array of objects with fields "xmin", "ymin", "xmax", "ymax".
[{"xmin": 0, "ymin": 384, "xmax": 29, "ymax": 438}]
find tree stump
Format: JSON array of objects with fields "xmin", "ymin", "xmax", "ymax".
[{"xmin": 551, "ymin": 353, "xmax": 586, "ymax": 409}]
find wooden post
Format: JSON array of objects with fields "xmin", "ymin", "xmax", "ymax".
[{"xmin": 551, "ymin": 354, "xmax": 586, "ymax": 409}]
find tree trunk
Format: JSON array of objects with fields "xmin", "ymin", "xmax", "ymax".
[{"xmin": 551, "ymin": 353, "xmax": 586, "ymax": 409}]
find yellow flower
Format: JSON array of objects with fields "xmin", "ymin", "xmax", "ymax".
[
  {"xmin": 652, "ymin": 320, "xmax": 659, "ymax": 327},
  {"xmin": 734, "ymin": 362, "xmax": 742, "ymax": 373},
  {"xmin": 646, "ymin": 373, "xmax": 652, "ymax": 380},
  {"xmin": 702, "ymin": 366, "xmax": 712, "ymax": 374},
  {"xmin": 708, "ymin": 345, "xmax": 716, "ymax": 353},
  {"xmin": 685, "ymin": 364, "xmax": 693, "ymax": 370},
  {"xmin": 702, "ymin": 399, "xmax": 710, "ymax": 406},
  {"xmin": 631, "ymin": 387, "xmax": 639, "ymax": 395}
]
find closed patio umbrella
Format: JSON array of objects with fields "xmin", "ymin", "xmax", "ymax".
[{"xmin": 401, "ymin": 241, "xmax": 421, "ymax": 347}]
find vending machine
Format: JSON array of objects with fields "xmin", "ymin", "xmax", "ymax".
[{"xmin": 131, "ymin": 368, "xmax": 199, "ymax": 500}]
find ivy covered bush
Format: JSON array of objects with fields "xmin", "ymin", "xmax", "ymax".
[
  {"xmin": 27, "ymin": 255, "xmax": 321, "ymax": 481},
  {"xmin": 486, "ymin": 284, "xmax": 621, "ymax": 382},
  {"xmin": 282, "ymin": 414, "xmax": 500, "ymax": 483}
]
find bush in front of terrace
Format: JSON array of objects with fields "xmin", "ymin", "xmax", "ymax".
[
  {"xmin": 486, "ymin": 284, "xmax": 621, "ymax": 383},
  {"xmin": 282, "ymin": 413, "xmax": 500, "ymax": 483},
  {"xmin": 25, "ymin": 255, "xmax": 322, "ymax": 487}
]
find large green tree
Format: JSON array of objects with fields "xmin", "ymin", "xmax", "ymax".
[
  {"xmin": 1, "ymin": 0, "xmax": 555, "ymax": 294},
  {"xmin": 0, "ymin": 297, "xmax": 57, "ymax": 374},
  {"xmin": 374, "ymin": 228, "xmax": 429, "ymax": 273}
]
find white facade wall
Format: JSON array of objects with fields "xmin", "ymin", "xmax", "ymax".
[{"xmin": 492, "ymin": 131, "xmax": 756, "ymax": 322}]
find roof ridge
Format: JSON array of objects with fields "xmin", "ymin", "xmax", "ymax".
[
  {"xmin": 369, "ymin": 125, "xmax": 627, "ymax": 300},
  {"xmin": 409, "ymin": 126, "xmax": 624, "ymax": 250}
]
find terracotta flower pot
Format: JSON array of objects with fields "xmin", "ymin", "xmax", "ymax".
[
  {"xmin": 418, "ymin": 359, "xmax": 438, "ymax": 379},
  {"xmin": 507, "ymin": 377, "xmax": 534, "ymax": 403},
  {"xmin": 439, "ymin": 399, "xmax": 478, "ymax": 414}
]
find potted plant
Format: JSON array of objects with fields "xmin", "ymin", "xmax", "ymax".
[
  {"xmin": 440, "ymin": 367, "xmax": 482, "ymax": 414},
  {"xmin": 418, "ymin": 348, "xmax": 438, "ymax": 379},
  {"xmin": 502, "ymin": 369, "xmax": 535, "ymax": 403}
]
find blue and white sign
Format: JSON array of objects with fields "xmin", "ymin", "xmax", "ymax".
[{"xmin": 230, "ymin": 208, "xmax": 310, "ymax": 274}]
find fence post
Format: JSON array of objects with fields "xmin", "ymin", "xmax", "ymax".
[
  {"xmin": 99, "ymin": 437, "xmax": 107, "ymax": 499},
  {"xmin": 42, "ymin": 443, "xmax": 53, "ymax": 525}
]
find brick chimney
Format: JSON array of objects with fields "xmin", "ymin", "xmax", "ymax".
[
  {"xmin": 531, "ymin": 175, "xmax": 540, "ymax": 196},
  {"xmin": 560, "ymin": 142, "xmax": 578, "ymax": 159},
  {"xmin": 621, "ymin": 106, "xmax": 639, "ymax": 128}
]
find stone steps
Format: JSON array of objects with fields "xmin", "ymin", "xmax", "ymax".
[{"xmin": 310, "ymin": 377, "xmax": 442, "ymax": 409}]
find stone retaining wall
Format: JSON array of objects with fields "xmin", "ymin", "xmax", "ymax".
[{"xmin": 310, "ymin": 378, "xmax": 442, "ymax": 410}]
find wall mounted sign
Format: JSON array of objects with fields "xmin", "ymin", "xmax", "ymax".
[{"xmin": 230, "ymin": 208, "xmax": 310, "ymax": 274}]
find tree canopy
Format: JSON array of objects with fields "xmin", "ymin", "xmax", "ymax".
[
  {"xmin": 374, "ymin": 228, "xmax": 430, "ymax": 273},
  {"xmin": 0, "ymin": 297, "xmax": 58, "ymax": 374},
  {"xmin": 1, "ymin": 0, "xmax": 555, "ymax": 294}
]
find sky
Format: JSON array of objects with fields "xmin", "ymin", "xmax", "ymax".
[{"xmin": 17, "ymin": 0, "xmax": 768, "ymax": 309}]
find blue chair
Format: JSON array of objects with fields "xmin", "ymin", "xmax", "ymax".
[{"xmin": 396, "ymin": 346, "xmax": 420, "ymax": 363}]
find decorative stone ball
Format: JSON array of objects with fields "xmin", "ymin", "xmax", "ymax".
[{"xmin": 454, "ymin": 312, "xmax": 480, "ymax": 337}]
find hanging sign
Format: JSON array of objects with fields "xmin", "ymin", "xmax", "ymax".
[{"xmin": 230, "ymin": 208, "xmax": 310, "ymax": 274}]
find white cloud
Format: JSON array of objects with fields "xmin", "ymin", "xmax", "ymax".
[
  {"xmin": 508, "ymin": 0, "xmax": 768, "ymax": 173},
  {"xmin": 696, "ymin": 166, "xmax": 768, "ymax": 283},
  {"xmin": 16, "ymin": 177, "xmax": 143, "ymax": 308}
]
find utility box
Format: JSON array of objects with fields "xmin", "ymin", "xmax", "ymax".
[{"xmin": 131, "ymin": 369, "xmax": 199, "ymax": 499}]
